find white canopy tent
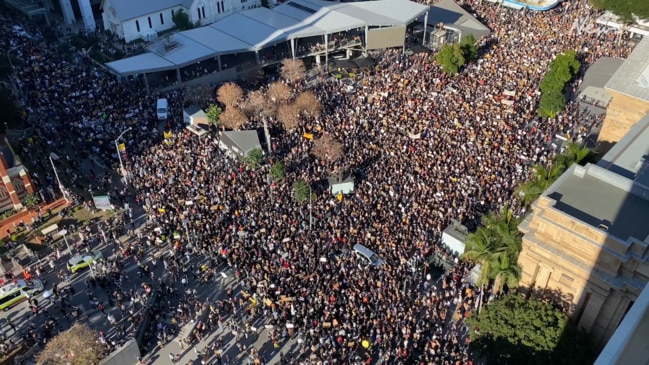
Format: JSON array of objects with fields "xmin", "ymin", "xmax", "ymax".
[
  {"xmin": 106, "ymin": 52, "xmax": 176, "ymax": 76},
  {"xmin": 106, "ymin": 0, "xmax": 430, "ymax": 77},
  {"xmin": 183, "ymin": 26, "xmax": 254, "ymax": 54},
  {"xmin": 211, "ymin": 13, "xmax": 290, "ymax": 50}
]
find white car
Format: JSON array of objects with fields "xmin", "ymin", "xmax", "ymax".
[{"xmin": 67, "ymin": 250, "xmax": 104, "ymax": 273}]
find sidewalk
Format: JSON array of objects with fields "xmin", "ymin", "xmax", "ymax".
[{"xmin": 0, "ymin": 198, "xmax": 68, "ymax": 243}]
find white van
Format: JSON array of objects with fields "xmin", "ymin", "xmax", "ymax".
[
  {"xmin": 0, "ymin": 279, "xmax": 44, "ymax": 311},
  {"xmin": 156, "ymin": 98, "xmax": 169, "ymax": 120},
  {"xmin": 353, "ymin": 244, "xmax": 384, "ymax": 268}
]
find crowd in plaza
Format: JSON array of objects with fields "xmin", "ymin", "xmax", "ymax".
[{"xmin": 0, "ymin": 0, "xmax": 639, "ymax": 363}]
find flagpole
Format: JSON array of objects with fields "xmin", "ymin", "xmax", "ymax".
[{"xmin": 49, "ymin": 153, "xmax": 68, "ymax": 203}]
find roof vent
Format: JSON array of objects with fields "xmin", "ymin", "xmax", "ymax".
[{"xmin": 598, "ymin": 224, "xmax": 609, "ymax": 231}]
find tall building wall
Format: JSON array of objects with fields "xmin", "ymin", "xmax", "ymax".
[{"xmin": 598, "ymin": 89, "xmax": 649, "ymax": 152}]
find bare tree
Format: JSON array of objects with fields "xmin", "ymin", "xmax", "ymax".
[
  {"xmin": 295, "ymin": 91, "xmax": 322, "ymax": 117},
  {"xmin": 37, "ymin": 323, "xmax": 107, "ymax": 365},
  {"xmin": 217, "ymin": 82, "xmax": 244, "ymax": 108},
  {"xmin": 280, "ymin": 59, "xmax": 306, "ymax": 82},
  {"xmin": 312, "ymin": 134, "xmax": 344, "ymax": 162},
  {"xmin": 243, "ymin": 90, "xmax": 271, "ymax": 117},
  {"xmin": 277, "ymin": 103, "xmax": 301, "ymax": 131},
  {"xmin": 267, "ymin": 81, "xmax": 292, "ymax": 104},
  {"xmin": 220, "ymin": 107, "xmax": 249, "ymax": 130}
]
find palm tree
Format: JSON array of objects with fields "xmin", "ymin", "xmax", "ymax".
[
  {"xmin": 515, "ymin": 163, "xmax": 565, "ymax": 205},
  {"xmin": 489, "ymin": 253, "xmax": 522, "ymax": 295},
  {"xmin": 563, "ymin": 142, "xmax": 594, "ymax": 166},
  {"xmin": 464, "ymin": 207, "xmax": 523, "ymax": 290}
]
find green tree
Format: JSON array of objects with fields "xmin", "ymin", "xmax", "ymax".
[
  {"xmin": 435, "ymin": 44, "xmax": 465, "ymax": 75},
  {"xmin": 561, "ymin": 141, "xmax": 595, "ymax": 166},
  {"xmin": 537, "ymin": 89, "xmax": 566, "ymax": 118},
  {"xmin": 22, "ymin": 193, "xmax": 40, "ymax": 209},
  {"xmin": 590, "ymin": 0, "xmax": 649, "ymax": 21},
  {"xmin": 467, "ymin": 294, "xmax": 594, "ymax": 365},
  {"xmin": 206, "ymin": 104, "xmax": 222, "ymax": 126},
  {"xmin": 463, "ymin": 208, "xmax": 523, "ymax": 293},
  {"xmin": 293, "ymin": 179, "xmax": 310, "ymax": 203},
  {"xmin": 172, "ymin": 9, "xmax": 193, "ymax": 30},
  {"xmin": 269, "ymin": 161, "xmax": 286, "ymax": 181},
  {"xmin": 515, "ymin": 163, "xmax": 565, "ymax": 205},
  {"xmin": 459, "ymin": 33, "xmax": 479, "ymax": 62},
  {"xmin": 548, "ymin": 51, "xmax": 580, "ymax": 84},
  {"xmin": 244, "ymin": 148, "xmax": 264, "ymax": 169}
]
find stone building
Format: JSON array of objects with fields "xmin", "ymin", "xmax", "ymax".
[
  {"xmin": 598, "ymin": 37, "xmax": 649, "ymax": 154},
  {"xmin": 518, "ymin": 113, "xmax": 649, "ymax": 349}
]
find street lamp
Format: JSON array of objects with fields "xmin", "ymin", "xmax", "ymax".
[
  {"xmin": 58, "ymin": 229, "xmax": 72, "ymax": 255},
  {"xmin": 114, "ymin": 127, "xmax": 132, "ymax": 184},
  {"xmin": 309, "ymin": 185, "xmax": 313, "ymax": 231}
]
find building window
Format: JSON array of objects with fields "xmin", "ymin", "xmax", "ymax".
[
  {"xmin": 217, "ymin": 2, "xmax": 221, "ymax": 13},
  {"xmin": 136, "ymin": 20, "xmax": 140, "ymax": 32},
  {"xmin": 172, "ymin": 9, "xmax": 175, "ymax": 17},
  {"xmin": 160, "ymin": 13, "xmax": 164, "ymax": 25},
  {"xmin": 197, "ymin": 8, "xmax": 201, "ymax": 19},
  {"xmin": 148, "ymin": 16, "xmax": 152, "ymax": 28},
  {"xmin": 221, "ymin": 1, "xmax": 225, "ymax": 12},
  {"xmin": 202, "ymin": 6, "xmax": 206, "ymax": 19}
]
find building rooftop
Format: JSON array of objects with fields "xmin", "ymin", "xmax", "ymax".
[
  {"xmin": 578, "ymin": 56, "xmax": 624, "ymax": 105},
  {"xmin": 599, "ymin": 113, "xmax": 649, "ymax": 186},
  {"xmin": 547, "ymin": 165, "xmax": 649, "ymax": 242},
  {"xmin": 419, "ymin": 0, "xmax": 491, "ymax": 39},
  {"xmin": 605, "ymin": 37, "xmax": 649, "ymax": 102}
]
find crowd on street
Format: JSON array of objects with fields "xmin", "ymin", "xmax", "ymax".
[{"xmin": 0, "ymin": 0, "xmax": 639, "ymax": 363}]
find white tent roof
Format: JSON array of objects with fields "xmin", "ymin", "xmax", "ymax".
[
  {"xmin": 183, "ymin": 26, "xmax": 253, "ymax": 53},
  {"xmin": 106, "ymin": 0, "xmax": 429, "ymax": 76},
  {"xmin": 212, "ymin": 13, "xmax": 290, "ymax": 49},
  {"xmin": 106, "ymin": 52, "xmax": 175, "ymax": 75},
  {"xmin": 155, "ymin": 33, "xmax": 220, "ymax": 67}
]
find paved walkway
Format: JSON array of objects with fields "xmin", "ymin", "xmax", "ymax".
[{"xmin": 0, "ymin": 198, "xmax": 68, "ymax": 243}]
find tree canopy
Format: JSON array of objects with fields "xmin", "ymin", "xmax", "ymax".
[
  {"xmin": 590, "ymin": 0, "xmax": 649, "ymax": 21},
  {"xmin": 244, "ymin": 148, "xmax": 264, "ymax": 169},
  {"xmin": 515, "ymin": 142, "xmax": 593, "ymax": 205},
  {"xmin": 436, "ymin": 44, "xmax": 466, "ymax": 75},
  {"xmin": 206, "ymin": 104, "xmax": 222, "ymax": 126},
  {"xmin": 36, "ymin": 323, "xmax": 107, "ymax": 365},
  {"xmin": 462, "ymin": 207, "xmax": 522, "ymax": 293},
  {"xmin": 460, "ymin": 34, "xmax": 479, "ymax": 62},
  {"xmin": 269, "ymin": 161, "xmax": 286, "ymax": 181},
  {"xmin": 537, "ymin": 50, "xmax": 580, "ymax": 118},
  {"xmin": 172, "ymin": 9, "xmax": 193, "ymax": 30},
  {"xmin": 467, "ymin": 294, "xmax": 594, "ymax": 365},
  {"xmin": 293, "ymin": 179, "xmax": 310, "ymax": 202}
]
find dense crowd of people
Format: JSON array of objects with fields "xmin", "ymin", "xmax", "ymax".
[{"xmin": 0, "ymin": 0, "xmax": 639, "ymax": 363}]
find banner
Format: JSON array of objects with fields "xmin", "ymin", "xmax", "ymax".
[{"xmin": 93, "ymin": 196, "xmax": 113, "ymax": 210}]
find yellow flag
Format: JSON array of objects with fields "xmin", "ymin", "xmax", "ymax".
[
  {"xmin": 158, "ymin": 208, "xmax": 165, "ymax": 213},
  {"xmin": 337, "ymin": 193, "xmax": 343, "ymax": 202},
  {"xmin": 303, "ymin": 132, "xmax": 314, "ymax": 140},
  {"xmin": 164, "ymin": 131, "xmax": 173, "ymax": 139},
  {"xmin": 118, "ymin": 143, "xmax": 126, "ymax": 151}
]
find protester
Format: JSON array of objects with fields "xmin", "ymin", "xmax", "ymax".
[{"xmin": 0, "ymin": 0, "xmax": 634, "ymax": 363}]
